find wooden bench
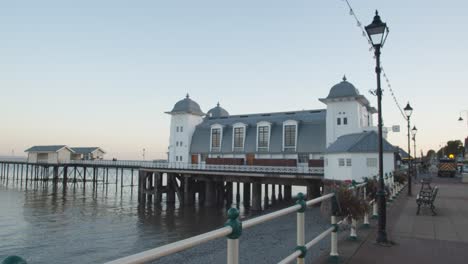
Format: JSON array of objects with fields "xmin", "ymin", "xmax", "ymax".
[{"xmin": 416, "ymin": 186, "xmax": 438, "ymax": 216}]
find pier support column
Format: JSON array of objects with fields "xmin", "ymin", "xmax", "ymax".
[
  {"xmin": 236, "ymin": 182, "xmax": 241, "ymax": 203},
  {"xmin": 278, "ymin": 185, "xmax": 283, "ymax": 200},
  {"xmin": 272, "ymin": 184, "xmax": 276, "ymax": 202},
  {"xmin": 138, "ymin": 170, "xmax": 146, "ymax": 203},
  {"xmin": 264, "ymin": 184, "xmax": 269, "ymax": 207},
  {"xmin": 156, "ymin": 173, "xmax": 163, "ymax": 203},
  {"xmin": 226, "ymin": 182, "xmax": 233, "ymax": 205},
  {"xmin": 63, "ymin": 166, "xmax": 68, "ymax": 184},
  {"xmin": 252, "ymin": 183, "xmax": 262, "ymax": 211},
  {"xmin": 167, "ymin": 174, "xmax": 176, "ymax": 204},
  {"xmin": 284, "ymin": 185, "xmax": 292, "ymax": 201},
  {"xmin": 183, "ymin": 177, "xmax": 195, "ymax": 205},
  {"xmin": 204, "ymin": 180, "xmax": 216, "ymax": 207},
  {"xmin": 53, "ymin": 166, "xmax": 59, "ymax": 182},
  {"xmin": 243, "ymin": 182, "xmax": 251, "ymax": 207},
  {"xmin": 307, "ymin": 182, "xmax": 322, "ymax": 202}
]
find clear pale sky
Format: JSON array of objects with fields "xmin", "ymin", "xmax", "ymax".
[{"xmin": 1, "ymin": 0, "xmax": 467, "ymax": 160}]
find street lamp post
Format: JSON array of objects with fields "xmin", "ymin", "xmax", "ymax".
[
  {"xmin": 412, "ymin": 126, "xmax": 418, "ymax": 177},
  {"xmin": 404, "ymin": 103, "xmax": 413, "ymax": 196},
  {"xmin": 365, "ymin": 10, "xmax": 390, "ymax": 245}
]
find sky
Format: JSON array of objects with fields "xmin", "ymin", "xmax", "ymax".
[{"xmin": 1, "ymin": 0, "xmax": 467, "ymax": 160}]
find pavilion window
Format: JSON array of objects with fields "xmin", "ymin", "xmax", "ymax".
[
  {"xmin": 233, "ymin": 127, "xmax": 245, "ymax": 151},
  {"xmin": 258, "ymin": 126, "xmax": 269, "ymax": 151},
  {"xmin": 211, "ymin": 128, "xmax": 221, "ymax": 152},
  {"xmin": 284, "ymin": 125, "xmax": 297, "ymax": 152}
]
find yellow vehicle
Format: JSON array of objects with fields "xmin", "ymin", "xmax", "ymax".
[{"xmin": 438, "ymin": 158, "xmax": 457, "ymax": 177}]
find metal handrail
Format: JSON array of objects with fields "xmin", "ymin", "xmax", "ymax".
[
  {"xmin": 0, "ymin": 159, "xmax": 324, "ymax": 175},
  {"xmin": 106, "ymin": 227, "xmax": 233, "ymax": 264},
  {"xmin": 106, "ymin": 193, "xmax": 337, "ymax": 264}
]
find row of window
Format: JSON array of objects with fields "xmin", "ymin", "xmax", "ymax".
[
  {"xmin": 337, "ymin": 117, "xmax": 348, "ymax": 125},
  {"xmin": 176, "ymin": 126, "xmax": 184, "ymax": 132},
  {"xmin": 175, "ymin": 141, "xmax": 184, "ymax": 147},
  {"xmin": 210, "ymin": 122, "xmax": 298, "ymax": 152},
  {"xmin": 175, "ymin": 155, "xmax": 183, "ymax": 162},
  {"xmin": 332, "ymin": 157, "xmax": 378, "ymax": 167}
]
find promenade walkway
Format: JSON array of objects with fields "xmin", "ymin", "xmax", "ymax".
[{"xmin": 322, "ymin": 174, "xmax": 468, "ymax": 264}]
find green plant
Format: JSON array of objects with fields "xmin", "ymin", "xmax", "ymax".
[
  {"xmin": 364, "ymin": 178, "xmax": 378, "ymax": 200},
  {"xmin": 335, "ymin": 186, "xmax": 370, "ymax": 219},
  {"xmin": 393, "ymin": 171, "xmax": 407, "ymax": 184}
]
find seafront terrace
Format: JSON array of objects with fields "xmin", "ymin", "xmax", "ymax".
[{"xmin": 318, "ymin": 174, "xmax": 468, "ymax": 264}]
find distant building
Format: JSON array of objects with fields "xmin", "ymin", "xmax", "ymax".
[
  {"xmin": 25, "ymin": 145, "xmax": 74, "ymax": 163},
  {"xmin": 25, "ymin": 145, "xmax": 105, "ymax": 163},
  {"xmin": 325, "ymin": 131, "xmax": 396, "ymax": 181},
  {"xmin": 71, "ymin": 147, "xmax": 106, "ymax": 160},
  {"xmin": 166, "ymin": 76, "xmax": 398, "ymax": 182}
]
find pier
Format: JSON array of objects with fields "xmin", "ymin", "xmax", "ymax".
[{"xmin": 0, "ymin": 159, "xmax": 324, "ymax": 211}]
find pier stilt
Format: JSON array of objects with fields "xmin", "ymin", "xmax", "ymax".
[
  {"xmin": 284, "ymin": 185, "xmax": 292, "ymax": 201},
  {"xmin": 243, "ymin": 182, "xmax": 251, "ymax": 207},
  {"xmin": 252, "ymin": 183, "xmax": 262, "ymax": 211}
]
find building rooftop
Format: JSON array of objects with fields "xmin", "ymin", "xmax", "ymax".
[
  {"xmin": 326, "ymin": 76, "xmax": 360, "ymax": 99},
  {"xmin": 166, "ymin": 94, "xmax": 205, "ymax": 116},
  {"xmin": 190, "ymin": 109, "xmax": 327, "ymax": 154},
  {"xmin": 326, "ymin": 131, "xmax": 396, "ymax": 153},
  {"xmin": 25, "ymin": 145, "xmax": 72, "ymax": 153},
  {"xmin": 206, "ymin": 103, "xmax": 229, "ymax": 118},
  {"xmin": 71, "ymin": 147, "xmax": 105, "ymax": 154}
]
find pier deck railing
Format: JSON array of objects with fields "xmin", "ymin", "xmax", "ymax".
[
  {"xmin": 0, "ymin": 159, "xmax": 324, "ymax": 175},
  {"xmin": 105, "ymin": 179, "xmax": 408, "ymax": 264}
]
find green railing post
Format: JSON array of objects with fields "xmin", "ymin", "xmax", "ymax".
[
  {"xmin": 225, "ymin": 208, "xmax": 242, "ymax": 264},
  {"xmin": 295, "ymin": 192, "xmax": 307, "ymax": 264},
  {"xmin": 330, "ymin": 193, "xmax": 339, "ymax": 262},
  {"xmin": 2, "ymin": 256, "xmax": 27, "ymax": 264}
]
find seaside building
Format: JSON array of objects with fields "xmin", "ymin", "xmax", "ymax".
[
  {"xmin": 165, "ymin": 76, "xmax": 397, "ymax": 182},
  {"xmin": 25, "ymin": 145, "xmax": 106, "ymax": 163},
  {"xmin": 71, "ymin": 147, "xmax": 106, "ymax": 160},
  {"xmin": 25, "ymin": 145, "xmax": 74, "ymax": 163}
]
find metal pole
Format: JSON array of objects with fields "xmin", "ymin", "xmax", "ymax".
[
  {"xmin": 363, "ymin": 187, "xmax": 370, "ymax": 227},
  {"xmin": 330, "ymin": 215, "xmax": 338, "ymax": 258},
  {"xmin": 297, "ymin": 210, "xmax": 305, "ymax": 264},
  {"xmin": 413, "ymin": 135, "xmax": 417, "ymax": 178},
  {"xmin": 227, "ymin": 239, "xmax": 239, "ymax": 264},
  {"xmin": 226, "ymin": 208, "xmax": 241, "ymax": 264},
  {"xmin": 375, "ymin": 44, "xmax": 388, "ymax": 244},
  {"xmin": 407, "ymin": 116, "xmax": 412, "ymax": 196}
]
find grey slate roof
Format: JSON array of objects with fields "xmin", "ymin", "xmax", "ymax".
[
  {"xmin": 166, "ymin": 94, "xmax": 205, "ymax": 116},
  {"xmin": 71, "ymin": 147, "xmax": 105, "ymax": 154},
  {"xmin": 25, "ymin": 145, "xmax": 71, "ymax": 153},
  {"xmin": 190, "ymin": 109, "xmax": 327, "ymax": 154},
  {"xmin": 206, "ymin": 103, "xmax": 229, "ymax": 118},
  {"xmin": 325, "ymin": 76, "xmax": 360, "ymax": 99},
  {"xmin": 326, "ymin": 131, "xmax": 396, "ymax": 153}
]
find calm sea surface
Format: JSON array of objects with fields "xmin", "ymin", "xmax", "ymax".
[{"xmin": 0, "ymin": 169, "xmax": 305, "ymax": 264}]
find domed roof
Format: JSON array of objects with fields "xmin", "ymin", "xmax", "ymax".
[
  {"xmin": 326, "ymin": 76, "xmax": 360, "ymax": 99},
  {"xmin": 207, "ymin": 102, "xmax": 229, "ymax": 118},
  {"xmin": 167, "ymin": 94, "xmax": 204, "ymax": 116}
]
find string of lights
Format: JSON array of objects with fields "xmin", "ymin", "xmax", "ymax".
[{"xmin": 342, "ymin": 0, "xmax": 407, "ymax": 120}]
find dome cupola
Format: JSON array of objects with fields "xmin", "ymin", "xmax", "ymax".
[
  {"xmin": 206, "ymin": 102, "xmax": 229, "ymax": 118},
  {"xmin": 167, "ymin": 94, "xmax": 204, "ymax": 116},
  {"xmin": 326, "ymin": 75, "xmax": 360, "ymax": 99}
]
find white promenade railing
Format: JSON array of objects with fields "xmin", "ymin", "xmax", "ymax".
[
  {"xmin": 0, "ymin": 158, "xmax": 324, "ymax": 175},
  {"xmin": 104, "ymin": 177, "xmax": 413, "ymax": 264}
]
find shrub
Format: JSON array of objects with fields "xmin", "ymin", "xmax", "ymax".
[
  {"xmin": 393, "ymin": 171, "xmax": 407, "ymax": 184},
  {"xmin": 335, "ymin": 186, "xmax": 370, "ymax": 219}
]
